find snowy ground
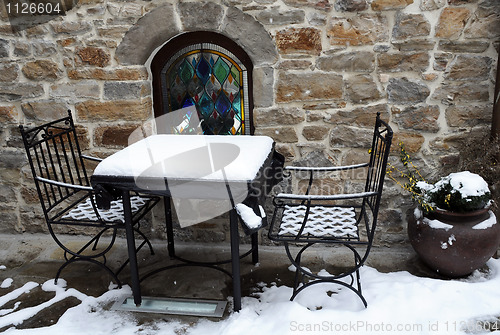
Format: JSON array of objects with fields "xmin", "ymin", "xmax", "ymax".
[{"xmin": 1, "ymin": 259, "xmax": 500, "ymax": 335}]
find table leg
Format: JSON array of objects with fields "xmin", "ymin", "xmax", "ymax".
[
  {"xmin": 164, "ymin": 197, "xmax": 175, "ymax": 258},
  {"xmin": 122, "ymin": 190, "xmax": 142, "ymax": 307},
  {"xmin": 251, "ymin": 232, "xmax": 259, "ymax": 264},
  {"xmin": 229, "ymin": 208, "xmax": 241, "ymax": 312}
]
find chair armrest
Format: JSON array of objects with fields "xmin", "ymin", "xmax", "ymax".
[
  {"xmin": 284, "ymin": 162, "xmax": 369, "ymax": 172},
  {"xmin": 275, "ymin": 191, "xmax": 378, "ymax": 201},
  {"xmin": 35, "ymin": 176, "xmax": 93, "ymax": 191},
  {"xmin": 81, "ymin": 154, "xmax": 103, "ymax": 162}
]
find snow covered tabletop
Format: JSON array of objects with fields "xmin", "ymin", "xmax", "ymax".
[{"xmin": 93, "ymin": 134, "xmax": 274, "ymax": 182}]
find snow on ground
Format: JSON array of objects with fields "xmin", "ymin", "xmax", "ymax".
[{"xmin": 1, "ymin": 259, "xmax": 500, "ymax": 335}]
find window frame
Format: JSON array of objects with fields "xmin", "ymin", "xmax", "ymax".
[{"xmin": 151, "ymin": 31, "xmax": 254, "ymax": 135}]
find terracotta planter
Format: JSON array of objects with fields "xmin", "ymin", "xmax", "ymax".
[{"xmin": 408, "ymin": 207, "xmax": 500, "ymax": 277}]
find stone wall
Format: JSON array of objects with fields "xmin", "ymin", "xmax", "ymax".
[{"xmin": 0, "ymin": 0, "xmax": 499, "ymax": 247}]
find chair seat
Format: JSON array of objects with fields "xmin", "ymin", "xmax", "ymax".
[
  {"xmin": 62, "ymin": 195, "xmax": 148, "ymax": 223},
  {"xmin": 277, "ymin": 205, "xmax": 359, "ymax": 240}
]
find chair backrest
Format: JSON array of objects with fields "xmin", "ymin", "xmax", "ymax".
[
  {"xmin": 364, "ymin": 113, "xmax": 393, "ymax": 215},
  {"xmin": 19, "ymin": 110, "xmax": 90, "ymax": 216}
]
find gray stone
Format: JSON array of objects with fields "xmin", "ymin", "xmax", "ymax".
[
  {"xmin": 253, "ymin": 67, "xmax": 274, "ymax": 108},
  {"xmin": 50, "ymin": 81, "xmax": 100, "ymax": 100},
  {"xmin": 431, "ymin": 82, "xmax": 489, "ymax": 104},
  {"xmin": 103, "ymin": 81, "xmax": 151, "ymax": 100},
  {"xmin": 13, "ymin": 41, "xmax": 30, "ymax": 57},
  {"xmin": 392, "ymin": 12, "xmax": 430, "ymax": 40},
  {"xmin": 392, "ymin": 40, "xmax": 435, "ymax": 51},
  {"xmin": 254, "ymin": 107, "xmax": 305, "ymax": 126},
  {"xmin": 387, "ymin": 78, "xmax": 430, "ymax": 105},
  {"xmin": 256, "ymin": 8, "xmax": 305, "ymax": 25},
  {"xmin": 222, "ymin": 7, "xmax": 278, "ymax": 66},
  {"xmin": 438, "ymin": 41, "xmax": 490, "ymax": 53},
  {"xmin": 51, "ymin": 21, "xmax": 93, "ymax": 35},
  {"xmin": 420, "ymin": 0, "xmax": 446, "ymax": 10},
  {"xmin": 329, "ymin": 125, "xmax": 373, "ymax": 148},
  {"xmin": 316, "ymin": 52, "xmax": 374, "ymax": 72},
  {"xmin": 179, "ymin": 2, "xmax": 225, "ymax": 31},
  {"xmin": 334, "ymin": 0, "xmax": 368, "ymax": 11},
  {"xmin": 0, "ymin": 39, "xmax": 8, "ymax": 58},
  {"xmin": 255, "ymin": 126, "xmax": 298, "ymax": 143},
  {"xmin": 393, "ymin": 105, "xmax": 440, "ymax": 132},
  {"xmin": 446, "ymin": 104, "xmax": 493, "ymax": 127},
  {"xmin": 345, "ymin": 75, "xmax": 382, "ymax": 103},
  {"xmin": 378, "ymin": 52, "xmax": 429, "ymax": 72},
  {"xmin": 116, "ymin": 4, "xmax": 180, "ymax": 65},
  {"xmin": 0, "ymin": 83, "xmax": 44, "ymax": 102},
  {"xmin": 21, "ymin": 101, "xmax": 70, "ymax": 121},
  {"xmin": 33, "ymin": 40, "xmax": 57, "ymax": 57},
  {"xmin": 433, "ymin": 52, "xmax": 453, "ymax": 71},
  {"xmin": 0, "ymin": 151, "xmax": 26, "ymax": 169},
  {"xmin": 444, "ymin": 55, "xmax": 492, "ymax": 82}
]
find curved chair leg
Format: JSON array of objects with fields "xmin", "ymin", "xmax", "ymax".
[{"xmin": 284, "ymin": 242, "xmax": 368, "ymax": 308}]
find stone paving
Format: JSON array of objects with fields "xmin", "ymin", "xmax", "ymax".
[{"xmin": 0, "ymin": 233, "xmax": 454, "ymax": 331}]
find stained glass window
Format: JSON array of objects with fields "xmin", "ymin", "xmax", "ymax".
[{"xmin": 161, "ymin": 43, "xmax": 249, "ymax": 135}]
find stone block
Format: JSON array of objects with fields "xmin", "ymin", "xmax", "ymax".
[
  {"xmin": 438, "ymin": 41, "xmax": 489, "ymax": 53},
  {"xmin": 51, "ymin": 21, "xmax": 93, "ymax": 35},
  {"xmin": 252, "ymin": 67, "xmax": 274, "ymax": 108},
  {"xmin": 446, "ymin": 104, "xmax": 492, "ymax": 128},
  {"xmin": 33, "ymin": 40, "xmax": 57, "ymax": 57},
  {"xmin": 444, "ymin": 55, "xmax": 492, "ymax": 81},
  {"xmin": 0, "ymin": 83, "xmax": 44, "ymax": 102},
  {"xmin": 222, "ymin": 7, "xmax": 279, "ymax": 67},
  {"xmin": 276, "ymin": 27, "xmax": 322, "ymax": 55},
  {"xmin": 464, "ymin": 2, "xmax": 500, "ymax": 39},
  {"xmin": 393, "ymin": 105, "xmax": 440, "ymax": 133},
  {"xmin": 22, "ymin": 60, "xmax": 61, "ymax": 81},
  {"xmin": 420, "ymin": 0, "xmax": 446, "ymax": 11},
  {"xmin": 21, "ymin": 101, "xmax": 70, "ymax": 121},
  {"xmin": 276, "ymin": 71, "xmax": 343, "ymax": 103},
  {"xmin": 330, "ymin": 104, "xmax": 389, "ymax": 127},
  {"xmin": 435, "ymin": 7, "xmax": 471, "ymax": 39},
  {"xmin": 0, "ymin": 62, "xmax": 18, "ymax": 82},
  {"xmin": 328, "ymin": 14, "xmax": 388, "ymax": 46},
  {"xmin": 392, "ymin": 132, "xmax": 425, "ymax": 153},
  {"xmin": 334, "ymin": 0, "xmax": 368, "ymax": 12},
  {"xmin": 316, "ymin": 52, "xmax": 374, "ymax": 72},
  {"xmin": 254, "ymin": 126, "xmax": 298, "ymax": 143},
  {"xmin": 254, "ymin": 107, "xmax": 305, "ymax": 126},
  {"xmin": 256, "ymin": 8, "xmax": 305, "ymax": 25},
  {"xmin": 94, "ymin": 124, "xmax": 140, "ymax": 148},
  {"xmin": 178, "ymin": 2, "xmax": 224, "ymax": 31},
  {"xmin": 50, "ymin": 81, "xmax": 100, "ymax": 100},
  {"xmin": 371, "ymin": 0, "xmax": 413, "ymax": 11},
  {"xmin": 392, "ymin": 12, "xmax": 430, "ymax": 40},
  {"xmin": 13, "ymin": 41, "xmax": 31, "ymax": 57},
  {"xmin": 345, "ymin": 74, "xmax": 382, "ymax": 104},
  {"xmin": 75, "ymin": 99, "xmax": 152, "ymax": 122},
  {"xmin": 282, "ymin": 0, "xmax": 332, "ymax": 11},
  {"xmin": 115, "ymin": 4, "xmax": 180, "ymax": 65},
  {"xmin": 103, "ymin": 81, "xmax": 151, "ymax": 100},
  {"xmin": 329, "ymin": 125, "xmax": 373, "ymax": 148},
  {"xmin": 378, "ymin": 52, "xmax": 429, "ymax": 73},
  {"xmin": 76, "ymin": 47, "xmax": 110, "ymax": 67},
  {"xmin": 0, "ymin": 39, "xmax": 8, "ymax": 58},
  {"xmin": 392, "ymin": 40, "xmax": 435, "ymax": 51},
  {"xmin": 302, "ymin": 125, "xmax": 329, "ymax": 141},
  {"xmin": 387, "ymin": 78, "xmax": 430, "ymax": 105},
  {"xmin": 0, "ymin": 105, "xmax": 18, "ymax": 123},
  {"xmin": 68, "ymin": 67, "xmax": 149, "ymax": 81},
  {"xmin": 432, "ymin": 82, "xmax": 489, "ymax": 104}
]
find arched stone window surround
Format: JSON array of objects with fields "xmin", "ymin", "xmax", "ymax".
[
  {"xmin": 150, "ymin": 31, "xmax": 254, "ymax": 135},
  {"xmin": 115, "ymin": 3, "xmax": 278, "ymax": 116}
]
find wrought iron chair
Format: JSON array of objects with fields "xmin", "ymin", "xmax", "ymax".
[
  {"xmin": 19, "ymin": 110, "xmax": 160, "ymax": 286},
  {"xmin": 268, "ymin": 113, "xmax": 393, "ymax": 307}
]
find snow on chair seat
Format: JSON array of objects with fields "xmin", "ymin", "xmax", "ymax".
[
  {"xmin": 278, "ymin": 205, "xmax": 358, "ymax": 239},
  {"xmin": 62, "ymin": 196, "xmax": 147, "ymax": 223}
]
